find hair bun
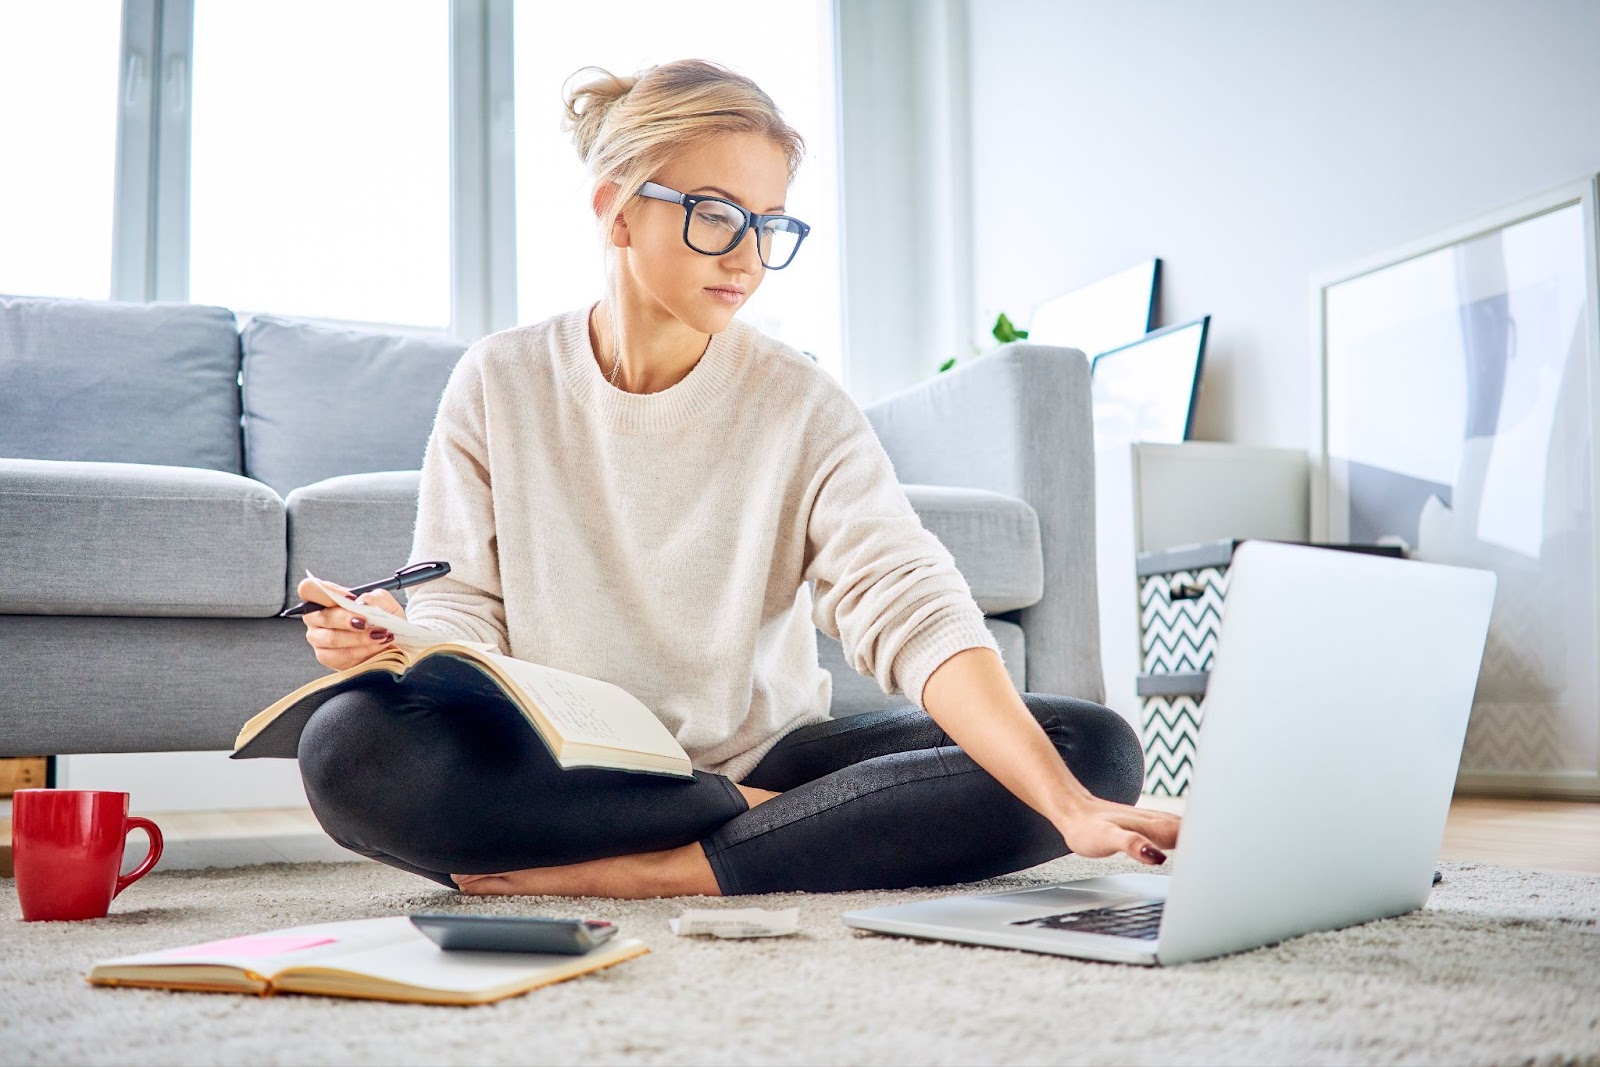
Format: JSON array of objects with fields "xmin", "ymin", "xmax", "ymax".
[{"xmin": 562, "ymin": 66, "xmax": 640, "ymax": 164}]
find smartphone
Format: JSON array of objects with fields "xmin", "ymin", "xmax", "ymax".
[{"xmin": 410, "ymin": 913, "xmax": 619, "ymax": 955}]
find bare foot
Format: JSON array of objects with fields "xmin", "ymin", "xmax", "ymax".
[
  {"xmin": 736, "ymin": 783, "xmax": 781, "ymax": 808},
  {"xmin": 451, "ymin": 841, "xmax": 720, "ymax": 898},
  {"xmin": 450, "ymin": 787, "xmax": 782, "ymax": 897}
]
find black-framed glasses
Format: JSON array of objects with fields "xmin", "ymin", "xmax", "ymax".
[{"xmin": 637, "ymin": 181, "xmax": 811, "ymax": 270}]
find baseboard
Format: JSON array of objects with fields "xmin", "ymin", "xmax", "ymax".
[
  {"xmin": 1, "ymin": 807, "xmax": 368, "ymax": 878},
  {"xmin": 123, "ymin": 807, "xmax": 365, "ymax": 872},
  {"xmin": 148, "ymin": 830, "xmax": 365, "ymax": 872}
]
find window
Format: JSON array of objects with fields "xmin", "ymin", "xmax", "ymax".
[
  {"xmin": 511, "ymin": 0, "xmax": 843, "ymax": 380},
  {"xmin": 187, "ymin": 0, "xmax": 452, "ymax": 328},
  {"xmin": 4, "ymin": 0, "xmax": 845, "ymax": 363},
  {"xmin": 0, "ymin": 1, "xmax": 122, "ymax": 300}
]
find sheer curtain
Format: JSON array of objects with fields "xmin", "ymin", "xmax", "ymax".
[{"xmin": 0, "ymin": 0, "xmax": 122, "ymax": 299}]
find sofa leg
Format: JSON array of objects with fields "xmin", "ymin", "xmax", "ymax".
[{"xmin": 0, "ymin": 756, "xmax": 53, "ymax": 876}]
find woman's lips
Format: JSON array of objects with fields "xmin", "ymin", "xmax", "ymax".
[{"xmin": 705, "ymin": 286, "xmax": 745, "ymax": 305}]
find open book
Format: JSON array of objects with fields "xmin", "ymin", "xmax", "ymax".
[
  {"xmin": 233, "ymin": 572, "xmax": 693, "ymax": 778},
  {"xmin": 87, "ymin": 916, "xmax": 648, "ymax": 1006}
]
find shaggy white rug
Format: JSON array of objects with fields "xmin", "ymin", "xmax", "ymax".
[{"xmin": 2, "ymin": 855, "xmax": 1598, "ymax": 1066}]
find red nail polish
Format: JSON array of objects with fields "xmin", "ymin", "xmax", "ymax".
[
  {"xmin": 351, "ymin": 618, "xmax": 366, "ymax": 630},
  {"xmin": 1141, "ymin": 845, "xmax": 1167, "ymax": 864}
]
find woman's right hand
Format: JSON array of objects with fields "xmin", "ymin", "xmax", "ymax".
[{"xmin": 296, "ymin": 577, "xmax": 408, "ymax": 672}]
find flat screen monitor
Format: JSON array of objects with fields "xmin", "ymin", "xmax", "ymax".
[
  {"xmin": 1089, "ymin": 315, "xmax": 1209, "ymax": 450},
  {"xmin": 1029, "ymin": 259, "xmax": 1161, "ymax": 357}
]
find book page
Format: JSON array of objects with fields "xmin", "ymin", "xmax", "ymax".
[
  {"xmin": 285, "ymin": 934, "xmax": 648, "ymax": 997},
  {"xmin": 480, "ymin": 653, "xmax": 687, "ymax": 760},
  {"xmin": 92, "ymin": 917, "xmax": 413, "ymax": 976},
  {"xmin": 303, "ymin": 571, "xmax": 495, "ymax": 654},
  {"xmin": 165, "ymin": 934, "xmax": 337, "ymax": 958}
]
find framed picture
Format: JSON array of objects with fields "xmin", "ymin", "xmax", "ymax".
[
  {"xmin": 1089, "ymin": 316, "xmax": 1209, "ymax": 451},
  {"xmin": 1029, "ymin": 258, "xmax": 1162, "ymax": 358},
  {"xmin": 1311, "ymin": 175, "xmax": 1600, "ymax": 798}
]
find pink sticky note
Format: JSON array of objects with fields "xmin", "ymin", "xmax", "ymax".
[{"xmin": 166, "ymin": 935, "xmax": 337, "ymax": 959}]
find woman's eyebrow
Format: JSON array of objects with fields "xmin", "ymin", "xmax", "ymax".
[{"xmin": 691, "ymin": 185, "xmax": 786, "ymax": 213}]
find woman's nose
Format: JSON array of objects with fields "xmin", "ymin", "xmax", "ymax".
[{"xmin": 726, "ymin": 226, "xmax": 764, "ymax": 272}]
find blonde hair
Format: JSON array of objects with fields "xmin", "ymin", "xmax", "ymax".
[{"xmin": 561, "ymin": 59, "xmax": 806, "ymax": 376}]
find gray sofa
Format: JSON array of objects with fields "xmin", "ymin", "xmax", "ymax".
[{"xmin": 0, "ymin": 294, "xmax": 1103, "ymax": 758}]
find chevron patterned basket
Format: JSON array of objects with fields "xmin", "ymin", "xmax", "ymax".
[
  {"xmin": 1132, "ymin": 539, "xmax": 1405, "ymax": 796},
  {"xmin": 1134, "ymin": 540, "xmax": 1242, "ymax": 796},
  {"xmin": 1141, "ymin": 696, "xmax": 1203, "ymax": 796},
  {"xmin": 1139, "ymin": 564, "xmax": 1230, "ymax": 674}
]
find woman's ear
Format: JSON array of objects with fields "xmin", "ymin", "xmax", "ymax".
[{"xmin": 592, "ymin": 182, "xmax": 630, "ymax": 249}]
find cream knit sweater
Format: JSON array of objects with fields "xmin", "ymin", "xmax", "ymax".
[{"xmin": 401, "ymin": 305, "xmax": 1001, "ymax": 782}]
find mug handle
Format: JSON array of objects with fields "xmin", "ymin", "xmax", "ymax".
[{"xmin": 114, "ymin": 816, "xmax": 164, "ymax": 897}]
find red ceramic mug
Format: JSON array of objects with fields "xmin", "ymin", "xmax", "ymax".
[{"xmin": 12, "ymin": 789, "xmax": 164, "ymax": 921}]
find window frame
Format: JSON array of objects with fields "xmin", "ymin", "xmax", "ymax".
[
  {"xmin": 102, "ymin": 0, "xmax": 847, "ymax": 362},
  {"xmin": 108, "ymin": 0, "xmax": 516, "ymax": 341}
]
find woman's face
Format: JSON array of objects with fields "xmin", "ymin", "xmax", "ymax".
[{"xmin": 609, "ymin": 131, "xmax": 790, "ymax": 335}]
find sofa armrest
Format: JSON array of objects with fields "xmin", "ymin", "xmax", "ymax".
[{"xmin": 862, "ymin": 344, "xmax": 1103, "ymax": 702}]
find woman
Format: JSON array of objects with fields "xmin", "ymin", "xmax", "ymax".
[{"xmin": 293, "ymin": 59, "xmax": 1180, "ymax": 898}]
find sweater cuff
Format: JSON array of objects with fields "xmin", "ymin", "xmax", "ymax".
[
  {"xmin": 406, "ymin": 612, "xmax": 505, "ymax": 653},
  {"xmin": 892, "ymin": 610, "xmax": 1003, "ymax": 710}
]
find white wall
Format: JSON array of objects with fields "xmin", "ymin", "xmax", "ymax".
[
  {"xmin": 836, "ymin": 0, "xmax": 977, "ymax": 408},
  {"xmin": 966, "ymin": 0, "xmax": 1600, "ymax": 448}
]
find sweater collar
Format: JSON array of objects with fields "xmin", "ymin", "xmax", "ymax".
[{"xmin": 558, "ymin": 304, "xmax": 746, "ymax": 433}]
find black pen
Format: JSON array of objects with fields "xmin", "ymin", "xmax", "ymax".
[{"xmin": 278, "ymin": 561, "xmax": 452, "ymax": 619}]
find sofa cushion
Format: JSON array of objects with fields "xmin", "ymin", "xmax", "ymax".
[
  {"xmin": 824, "ymin": 618, "xmax": 1025, "ymax": 716},
  {"xmin": 901, "ymin": 484, "xmax": 1043, "ymax": 613},
  {"xmin": 241, "ymin": 315, "xmax": 465, "ymax": 499},
  {"xmin": 0, "ymin": 294, "xmax": 243, "ymax": 473},
  {"xmin": 0, "ymin": 458, "xmax": 286, "ymax": 616},
  {"xmin": 283, "ymin": 471, "xmax": 423, "ymax": 607}
]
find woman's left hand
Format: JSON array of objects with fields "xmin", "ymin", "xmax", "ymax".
[{"xmin": 1052, "ymin": 798, "xmax": 1181, "ymax": 866}]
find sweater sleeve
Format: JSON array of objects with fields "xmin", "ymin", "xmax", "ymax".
[
  {"xmin": 401, "ymin": 346, "xmax": 509, "ymax": 653},
  {"xmin": 800, "ymin": 397, "xmax": 1001, "ymax": 710}
]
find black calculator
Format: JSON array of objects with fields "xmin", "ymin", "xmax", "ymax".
[{"xmin": 410, "ymin": 913, "xmax": 618, "ymax": 954}]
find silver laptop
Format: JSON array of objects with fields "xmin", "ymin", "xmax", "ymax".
[{"xmin": 842, "ymin": 540, "xmax": 1497, "ymax": 965}]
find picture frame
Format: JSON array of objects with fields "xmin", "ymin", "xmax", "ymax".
[
  {"xmin": 1310, "ymin": 174, "xmax": 1600, "ymax": 798},
  {"xmin": 1029, "ymin": 258, "xmax": 1162, "ymax": 358},
  {"xmin": 1089, "ymin": 315, "xmax": 1209, "ymax": 451}
]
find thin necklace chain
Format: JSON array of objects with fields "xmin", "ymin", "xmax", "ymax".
[
  {"xmin": 600, "ymin": 307, "xmax": 624, "ymax": 388},
  {"xmin": 600, "ymin": 316, "xmax": 713, "ymax": 390}
]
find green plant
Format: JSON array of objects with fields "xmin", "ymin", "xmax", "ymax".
[
  {"xmin": 991, "ymin": 312, "xmax": 1029, "ymax": 344},
  {"xmin": 937, "ymin": 312, "xmax": 1029, "ymax": 373}
]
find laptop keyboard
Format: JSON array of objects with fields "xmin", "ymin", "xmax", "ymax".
[{"xmin": 1010, "ymin": 900, "xmax": 1164, "ymax": 940}]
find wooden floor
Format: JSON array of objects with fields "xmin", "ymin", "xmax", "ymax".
[
  {"xmin": 1433, "ymin": 795, "xmax": 1600, "ymax": 875},
  {"xmin": 1134, "ymin": 792, "xmax": 1600, "ymax": 876},
  {"xmin": 4, "ymin": 794, "xmax": 1599, "ymax": 878}
]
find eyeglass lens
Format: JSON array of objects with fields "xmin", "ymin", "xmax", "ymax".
[{"xmin": 687, "ymin": 200, "xmax": 803, "ymax": 268}]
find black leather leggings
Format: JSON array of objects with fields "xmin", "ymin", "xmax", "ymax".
[{"xmin": 296, "ymin": 681, "xmax": 1145, "ymax": 895}]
